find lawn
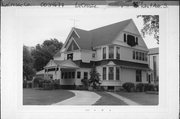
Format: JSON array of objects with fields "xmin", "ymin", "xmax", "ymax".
[
  {"xmin": 94, "ymin": 91, "xmax": 127, "ymax": 105},
  {"xmin": 115, "ymin": 92, "xmax": 158, "ymax": 105},
  {"xmin": 23, "ymin": 88, "xmax": 75, "ymax": 105}
]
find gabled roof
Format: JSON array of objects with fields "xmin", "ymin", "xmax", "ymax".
[
  {"xmin": 63, "ymin": 19, "xmax": 132, "ymax": 51},
  {"xmin": 148, "ymin": 47, "xmax": 159, "ymax": 55},
  {"xmin": 90, "ymin": 19, "xmax": 132, "ymax": 47}
]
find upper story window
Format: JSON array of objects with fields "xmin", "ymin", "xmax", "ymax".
[
  {"xmin": 124, "ymin": 33, "xmax": 138, "ymax": 47},
  {"xmin": 133, "ymin": 51, "xmax": 147, "ymax": 61},
  {"xmin": 67, "ymin": 53, "xmax": 73, "ymax": 60},
  {"xmin": 103, "ymin": 47, "xmax": 106, "ymax": 59},
  {"xmin": 124, "ymin": 34, "xmax": 127, "ymax": 42},
  {"xmin": 116, "ymin": 47, "xmax": 120, "ymax": 59},
  {"xmin": 109, "ymin": 46, "xmax": 114, "ymax": 59}
]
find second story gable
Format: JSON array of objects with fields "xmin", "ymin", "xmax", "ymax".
[{"xmin": 54, "ymin": 19, "xmax": 149, "ymax": 64}]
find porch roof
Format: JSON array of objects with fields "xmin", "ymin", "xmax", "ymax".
[{"xmin": 44, "ymin": 60, "xmax": 79, "ymax": 69}]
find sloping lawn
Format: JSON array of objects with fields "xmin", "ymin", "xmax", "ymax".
[
  {"xmin": 115, "ymin": 92, "xmax": 158, "ymax": 105},
  {"xmin": 94, "ymin": 91, "xmax": 127, "ymax": 105},
  {"xmin": 23, "ymin": 88, "xmax": 75, "ymax": 105}
]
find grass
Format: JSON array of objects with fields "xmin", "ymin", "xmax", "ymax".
[
  {"xmin": 93, "ymin": 91, "xmax": 127, "ymax": 105},
  {"xmin": 23, "ymin": 88, "xmax": 75, "ymax": 105},
  {"xmin": 115, "ymin": 92, "xmax": 158, "ymax": 105}
]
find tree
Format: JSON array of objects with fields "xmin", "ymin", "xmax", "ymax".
[
  {"xmin": 137, "ymin": 15, "xmax": 159, "ymax": 44},
  {"xmin": 23, "ymin": 45, "xmax": 35, "ymax": 81},
  {"xmin": 88, "ymin": 66, "xmax": 101, "ymax": 90},
  {"xmin": 31, "ymin": 38, "xmax": 63, "ymax": 71}
]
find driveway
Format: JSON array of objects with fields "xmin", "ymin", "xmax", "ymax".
[{"xmin": 52, "ymin": 90, "xmax": 101, "ymax": 105}]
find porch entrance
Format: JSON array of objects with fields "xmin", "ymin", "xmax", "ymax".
[{"xmin": 60, "ymin": 68, "xmax": 76, "ymax": 89}]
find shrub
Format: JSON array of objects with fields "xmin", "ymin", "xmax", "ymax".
[
  {"xmin": 154, "ymin": 85, "xmax": 159, "ymax": 91},
  {"xmin": 43, "ymin": 82, "xmax": 53, "ymax": 90},
  {"xmin": 122, "ymin": 82, "xmax": 135, "ymax": 92},
  {"xmin": 136, "ymin": 83, "xmax": 144, "ymax": 92},
  {"xmin": 144, "ymin": 83, "xmax": 155, "ymax": 91}
]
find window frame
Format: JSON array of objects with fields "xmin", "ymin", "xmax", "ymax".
[
  {"xmin": 77, "ymin": 71, "xmax": 81, "ymax": 79},
  {"xmin": 108, "ymin": 67, "xmax": 114, "ymax": 80},
  {"xmin": 103, "ymin": 67, "xmax": 106, "ymax": 80},
  {"xmin": 109, "ymin": 46, "xmax": 114, "ymax": 59},
  {"xmin": 136, "ymin": 70, "xmax": 142, "ymax": 82},
  {"xmin": 116, "ymin": 67, "xmax": 120, "ymax": 80},
  {"xmin": 116, "ymin": 47, "xmax": 120, "ymax": 59},
  {"xmin": 103, "ymin": 47, "xmax": 106, "ymax": 59}
]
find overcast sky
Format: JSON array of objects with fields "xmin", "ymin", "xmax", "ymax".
[{"xmin": 3, "ymin": 7, "xmax": 159, "ymax": 48}]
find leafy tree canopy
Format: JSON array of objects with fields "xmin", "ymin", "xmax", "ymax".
[
  {"xmin": 31, "ymin": 38, "xmax": 63, "ymax": 71},
  {"xmin": 137, "ymin": 15, "xmax": 159, "ymax": 44}
]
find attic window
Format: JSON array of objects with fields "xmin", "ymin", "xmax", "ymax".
[{"xmin": 127, "ymin": 34, "xmax": 136, "ymax": 47}]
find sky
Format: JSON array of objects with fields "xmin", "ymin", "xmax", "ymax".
[{"xmin": 3, "ymin": 6, "xmax": 159, "ymax": 48}]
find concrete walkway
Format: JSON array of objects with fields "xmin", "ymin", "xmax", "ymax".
[
  {"xmin": 107, "ymin": 92, "xmax": 140, "ymax": 105},
  {"xmin": 52, "ymin": 90, "xmax": 101, "ymax": 105}
]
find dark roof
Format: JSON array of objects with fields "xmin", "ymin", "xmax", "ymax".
[
  {"xmin": 73, "ymin": 60, "xmax": 95, "ymax": 68},
  {"xmin": 148, "ymin": 47, "xmax": 159, "ymax": 55},
  {"xmin": 95, "ymin": 59, "xmax": 149, "ymax": 69},
  {"xmin": 72, "ymin": 19, "xmax": 132, "ymax": 50},
  {"xmin": 90, "ymin": 19, "xmax": 131, "ymax": 47}
]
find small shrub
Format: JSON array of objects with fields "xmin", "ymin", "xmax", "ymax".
[
  {"xmin": 144, "ymin": 83, "xmax": 155, "ymax": 91},
  {"xmin": 122, "ymin": 82, "xmax": 135, "ymax": 92},
  {"xmin": 136, "ymin": 83, "xmax": 144, "ymax": 92}
]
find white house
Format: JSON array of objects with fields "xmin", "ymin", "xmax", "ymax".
[
  {"xmin": 148, "ymin": 47, "xmax": 159, "ymax": 85},
  {"xmin": 43, "ymin": 19, "xmax": 151, "ymax": 90}
]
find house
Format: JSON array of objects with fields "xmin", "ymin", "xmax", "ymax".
[
  {"xmin": 148, "ymin": 47, "xmax": 159, "ymax": 85},
  {"xmin": 43, "ymin": 19, "xmax": 150, "ymax": 91}
]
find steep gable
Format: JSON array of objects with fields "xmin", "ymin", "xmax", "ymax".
[{"xmin": 90, "ymin": 19, "xmax": 131, "ymax": 47}]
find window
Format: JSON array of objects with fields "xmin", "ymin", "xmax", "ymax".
[
  {"xmin": 67, "ymin": 53, "xmax": 73, "ymax": 60},
  {"xmin": 109, "ymin": 67, "xmax": 114, "ymax": 80},
  {"xmin": 77, "ymin": 71, "xmax": 81, "ymax": 78},
  {"xmin": 136, "ymin": 52, "xmax": 138, "ymax": 60},
  {"xmin": 92, "ymin": 53, "xmax": 95, "ymax": 58},
  {"xmin": 142, "ymin": 53, "xmax": 145, "ymax": 61},
  {"xmin": 136, "ymin": 37, "xmax": 138, "ymax": 45},
  {"xmin": 103, "ymin": 67, "xmax": 106, "ymax": 80},
  {"xmin": 133, "ymin": 51, "xmax": 135, "ymax": 59},
  {"xmin": 84, "ymin": 72, "xmax": 88, "ymax": 79},
  {"xmin": 61, "ymin": 72, "xmax": 64, "ymax": 79},
  {"xmin": 103, "ymin": 47, "xmax": 106, "ymax": 59},
  {"xmin": 109, "ymin": 46, "xmax": 114, "ymax": 59},
  {"xmin": 68, "ymin": 72, "xmax": 71, "ymax": 78},
  {"xmin": 72, "ymin": 72, "xmax": 75, "ymax": 78},
  {"xmin": 116, "ymin": 67, "xmax": 120, "ymax": 80},
  {"xmin": 139, "ymin": 52, "xmax": 142, "ymax": 60},
  {"xmin": 116, "ymin": 47, "xmax": 120, "ymax": 59},
  {"xmin": 127, "ymin": 35, "xmax": 136, "ymax": 47},
  {"xmin": 65, "ymin": 72, "xmax": 68, "ymax": 79},
  {"xmin": 124, "ymin": 34, "xmax": 127, "ymax": 42},
  {"xmin": 136, "ymin": 70, "xmax": 142, "ymax": 82},
  {"xmin": 145, "ymin": 53, "xmax": 147, "ymax": 61}
]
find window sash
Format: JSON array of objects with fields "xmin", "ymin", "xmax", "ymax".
[
  {"xmin": 77, "ymin": 72, "xmax": 81, "ymax": 78},
  {"xmin": 109, "ymin": 67, "xmax": 114, "ymax": 80},
  {"xmin": 103, "ymin": 47, "xmax": 106, "ymax": 59},
  {"xmin": 109, "ymin": 46, "xmax": 114, "ymax": 59},
  {"xmin": 103, "ymin": 67, "xmax": 106, "ymax": 80},
  {"xmin": 116, "ymin": 47, "xmax": 120, "ymax": 59},
  {"xmin": 116, "ymin": 67, "xmax": 120, "ymax": 80}
]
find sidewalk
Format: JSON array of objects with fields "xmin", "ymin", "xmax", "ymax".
[{"xmin": 52, "ymin": 90, "xmax": 101, "ymax": 105}]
